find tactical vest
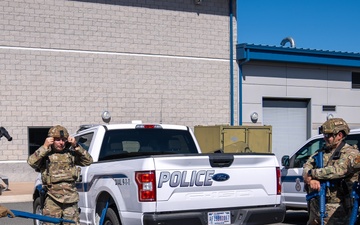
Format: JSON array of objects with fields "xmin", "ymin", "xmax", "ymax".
[{"xmin": 41, "ymin": 150, "xmax": 81, "ymax": 185}]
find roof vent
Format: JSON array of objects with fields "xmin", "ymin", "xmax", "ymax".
[{"xmin": 280, "ymin": 37, "xmax": 295, "ymax": 48}]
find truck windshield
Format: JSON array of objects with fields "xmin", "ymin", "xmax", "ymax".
[{"xmin": 99, "ymin": 129, "xmax": 198, "ymax": 161}]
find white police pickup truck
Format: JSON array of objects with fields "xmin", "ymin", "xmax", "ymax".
[
  {"xmin": 281, "ymin": 129, "xmax": 360, "ymax": 210},
  {"xmin": 32, "ymin": 121, "xmax": 285, "ymax": 225}
]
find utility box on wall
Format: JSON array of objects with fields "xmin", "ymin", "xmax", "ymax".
[{"xmin": 194, "ymin": 125, "xmax": 272, "ymax": 153}]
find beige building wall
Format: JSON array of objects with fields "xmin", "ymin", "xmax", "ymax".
[{"xmin": 0, "ymin": 0, "xmax": 237, "ymax": 181}]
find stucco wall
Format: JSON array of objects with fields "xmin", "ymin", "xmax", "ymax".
[{"xmin": 242, "ymin": 61, "xmax": 360, "ymax": 135}]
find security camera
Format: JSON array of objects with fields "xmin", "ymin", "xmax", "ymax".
[{"xmin": 194, "ymin": 0, "xmax": 202, "ymax": 5}]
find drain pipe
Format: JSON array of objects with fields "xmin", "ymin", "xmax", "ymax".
[
  {"xmin": 238, "ymin": 49, "xmax": 250, "ymax": 125},
  {"xmin": 235, "ymin": 0, "xmax": 249, "ymax": 126},
  {"xmin": 229, "ymin": 0, "xmax": 234, "ymax": 125}
]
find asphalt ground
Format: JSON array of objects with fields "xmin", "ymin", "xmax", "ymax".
[
  {"xmin": 0, "ymin": 182, "xmax": 310, "ymax": 225},
  {"xmin": 1, "ymin": 182, "xmax": 33, "ymax": 225},
  {"xmin": 1, "ymin": 202, "xmax": 33, "ymax": 225}
]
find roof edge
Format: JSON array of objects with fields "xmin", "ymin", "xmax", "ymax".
[{"xmin": 236, "ymin": 43, "xmax": 360, "ymax": 68}]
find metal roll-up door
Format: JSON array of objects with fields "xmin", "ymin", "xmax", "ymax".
[{"xmin": 263, "ymin": 99, "xmax": 309, "ymax": 162}]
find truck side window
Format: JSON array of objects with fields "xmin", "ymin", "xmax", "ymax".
[
  {"xmin": 292, "ymin": 138, "xmax": 324, "ymax": 168},
  {"xmin": 344, "ymin": 134, "xmax": 360, "ymax": 150},
  {"xmin": 291, "ymin": 133, "xmax": 360, "ymax": 168},
  {"xmin": 75, "ymin": 132, "xmax": 94, "ymax": 151}
]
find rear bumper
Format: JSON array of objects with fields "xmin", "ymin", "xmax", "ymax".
[{"xmin": 143, "ymin": 204, "xmax": 286, "ymax": 225}]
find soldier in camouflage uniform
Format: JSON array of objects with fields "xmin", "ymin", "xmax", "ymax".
[
  {"xmin": 303, "ymin": 118, "xmax": 360, "ymax": 225},
  {"xmin": 28, "ymin": 125, "xmax": 93, "ymax": 225}
]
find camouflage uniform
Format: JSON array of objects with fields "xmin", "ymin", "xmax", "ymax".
[
  {"xmin": 303, "ymin": 118, "xmax": 360, "ymax": 225},
  {"xmin": 27, "ymin": 125, "xmax": 93, "ymax": 225}
]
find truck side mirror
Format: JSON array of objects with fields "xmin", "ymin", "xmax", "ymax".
[{"xmin": 281, "ymin": 155, "xmax": 290, "ymax": 168}]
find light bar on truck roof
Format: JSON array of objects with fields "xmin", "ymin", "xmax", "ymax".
[{"xmin": 135, "ymin": 124, "xmax": 162, "ymax": 129}]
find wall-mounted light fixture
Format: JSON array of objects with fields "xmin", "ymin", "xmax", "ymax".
[
  {"xmin": 326, "ymin": 113, "xmax": 334, "ymax": 120},
  {"xmin": 250, "ymin": 112, "xmax": 258, "ymax": 123},
  {"xmin": 194, "ymin": 0, "xmax": 202, "ymax": 5},
  {"xmin": 101, "ymin": 110, "xmax": 111, "ymax": 124}
]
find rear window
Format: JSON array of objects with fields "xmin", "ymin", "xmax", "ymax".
[{"xmin": 98, "ymin": 129, "xmax": 198, "ymax": 161}]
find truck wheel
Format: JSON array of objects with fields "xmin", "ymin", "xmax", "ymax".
[
  {"xmin": 103, "ymin": 208, "xmax": 120, "ymax": 225},
  {"xmin": 33, "ymin": 197, "xmax": 43, "ymax": 225}
]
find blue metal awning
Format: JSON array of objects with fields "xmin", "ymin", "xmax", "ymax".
[{"xmin": 236, "ymin": 43, "xmax": 360, "ymax": 68}]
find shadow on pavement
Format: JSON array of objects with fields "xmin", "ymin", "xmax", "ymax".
[{"xmin": 282, "ymin": 210, "xmax": 308, "ymax": 225}]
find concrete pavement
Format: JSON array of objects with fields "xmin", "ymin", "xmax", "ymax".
[{"xmin": 0, "ymin": 182, "xmax": 33, "ymax": 203}]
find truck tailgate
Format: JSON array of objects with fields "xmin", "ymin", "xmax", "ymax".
[{"xmin": 154, "ymin": 154, "xmax": 280, "ymax": 211}]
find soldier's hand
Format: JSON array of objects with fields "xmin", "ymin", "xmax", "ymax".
[
  {"xmin": 0, "ymin": 205, "xmax": 15, "ymax": 218},
  {"xmin": 353, "ymin": 155, "xmax": 360, "ymax": 169},
  {"xmin": 43, "ymin": 137, "xmax": 54, "ymax": 149},
  {"xmin": 68, "ymin": 136, "xmax": 77, "ymax": 148},
  {"xmin": 304, "ymin": 176, "xmax": 312, "ymax": 185},
  {"xmin": 309, "ymin": 180, "xmax": 321, "ymax": 191},
  {"xmin": 303, "ymin": 172, "xmax": 312, "ymax": 185}
]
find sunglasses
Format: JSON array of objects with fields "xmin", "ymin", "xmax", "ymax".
[{"xmin": 323, "ymin": 133, "xmax": 336, "ymax": 139}]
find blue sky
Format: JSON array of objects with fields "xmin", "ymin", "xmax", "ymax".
[{"xmin": 236, "ymin": 0, "xmax": 360, "ymax": 53}]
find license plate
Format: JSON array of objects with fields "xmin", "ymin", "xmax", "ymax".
[{"xmin": 207, "ymin": 211, "xmax": 231, "ymax": 225}]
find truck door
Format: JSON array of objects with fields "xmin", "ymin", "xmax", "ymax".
[
  {"xmin": 74, "ymin": 129, "xmax": 98, "ymax": 213},
  {"xmin": 281, "ymin": 137, "xmax": 324, "ymax": 209}
]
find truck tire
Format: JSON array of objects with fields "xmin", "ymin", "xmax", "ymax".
[
  {"xmin": 33, "ymin": 197, "xmax": 43, "ymax": 225},
  {"xmin": 103, "ymin": 207, "xmax": 120, "ymax": 225}
]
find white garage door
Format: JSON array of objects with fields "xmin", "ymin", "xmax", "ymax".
[{"xmin": 263, "ymin": 99, "xmax": 309, "ymax": 162}]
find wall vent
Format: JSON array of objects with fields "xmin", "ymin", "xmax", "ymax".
[
  {"xmin": 352, "ymin": 72, "xmax": 360, "ymax": 89},
  {"xmin": 322, "ymin": 105, "xmax": 336, "ymax": 112}
]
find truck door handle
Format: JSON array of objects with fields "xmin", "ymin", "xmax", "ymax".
[
  {"xmin": 209, "ymin": 154, "xmax": 234, "ymax": 167},
  {"xmin": 77, "ymin": 175, "xmax": 82, "ymax": 182}
]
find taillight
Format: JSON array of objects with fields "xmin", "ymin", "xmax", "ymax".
[
  {"xmin": 276, "ymin": 167, "xmax": 281, "ymax": 195},
  {"xmin": 135, "ymin": 171, "xmax": 156, "ymax": 202}
]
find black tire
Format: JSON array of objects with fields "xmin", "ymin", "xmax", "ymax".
[
  {"xmin": 33, "ymin": 197, "xmax": 43, "ymax": 225},
  {"xmin": 103, "ymin": 207, "xmax": 120, "ymax": 225}
]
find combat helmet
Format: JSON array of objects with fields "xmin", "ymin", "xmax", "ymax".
[
  {"xmin": 320, "ymin": 118, "xmax": 350, "ymax": 136},
  {"xmin": 48, "ymin": 125, "xmax": 69, "ymax": 138}
]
